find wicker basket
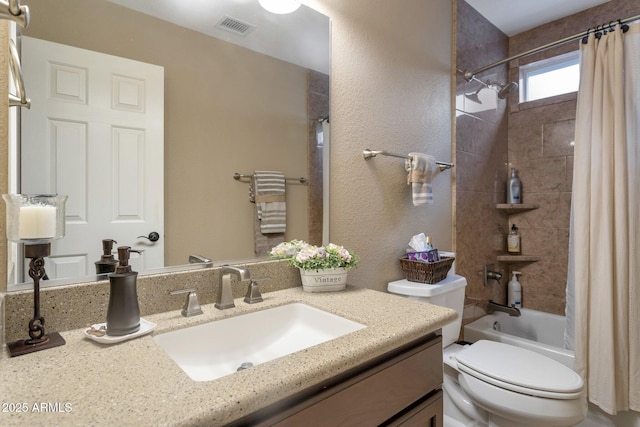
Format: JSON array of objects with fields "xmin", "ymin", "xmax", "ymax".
[{"xmin": 399, "ymin": 256, "xmax": 455, "ymax": 284}]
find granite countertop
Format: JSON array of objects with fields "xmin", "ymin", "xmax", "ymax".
[{"xmin": 0, "ymin": 285, "xmax": 456, "ymax": 426}]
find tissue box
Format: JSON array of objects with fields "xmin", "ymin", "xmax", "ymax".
[
  {"xmin": 399, "ymin": 256, "xmax": 454, "ymax": 284},
  {"xmin": 407, "ymin": 249, "xmax": 440, "ymax": 262}
]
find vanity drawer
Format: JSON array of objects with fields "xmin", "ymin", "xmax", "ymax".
[{"xmin": 271, "ymin": 335, "xmax": 443, "ymax": 426}]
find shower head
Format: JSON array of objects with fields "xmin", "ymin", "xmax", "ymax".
[
  {"xmin": 495, "ymin": 81, "xmax": 519, "ymax": 99},
  {"xmin": 465, "ymin": 76, "xmax": 518, "ymax": 102}
]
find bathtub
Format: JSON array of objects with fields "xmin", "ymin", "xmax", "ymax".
[{"xmin": 463, "ymin": 308, "xmax": 574, "ymax": 369}]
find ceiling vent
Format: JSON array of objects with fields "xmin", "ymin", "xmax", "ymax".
[{"xmin": 216, "ymin": 16, "xmax": 256, "ymax": 36}]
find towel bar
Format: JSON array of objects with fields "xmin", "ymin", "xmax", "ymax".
[
  {"xmin": 233, "ymin": 173, "xmax": 307, "ymax": 184},
  {"xmin": 362, "ymin": 149, "xmax": 454, "ymax": 171}
]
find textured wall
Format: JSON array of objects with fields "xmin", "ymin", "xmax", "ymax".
[{"xmin": 305, "ymin": 0, "xmax": 453, "ymax": 292}]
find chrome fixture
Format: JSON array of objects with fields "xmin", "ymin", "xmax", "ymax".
[
  {"xmin": 169, "ymin": 288, "xmax": 203, "ymax": 317},
  {"xmin": 487, "ymin": 300, "xmax": 521, "ymax": 317},
  {"xmin": 362, "ymin": 149, "xmax": 454, "ymax": 171},
  {"xmin": 244, "ymin": 277, "xmax": 269, "ymax": 304},
  {"xmin": 483, "ymin": 264, "xmax": 502, "ymax": 287},
  {"xmin": 215, "ymin": 265, "xmax": 251, "ymax": 310},
  {"xmin": 464, "ymin": 75, "xmax": 518, "ymax": 101},
  {"xmin": 0, "ymin": 0, "xmax": 30, "ymax": 27},
  {"xmin": 189, "ymin": 254, "xmax": 212, "ymax": 265}
]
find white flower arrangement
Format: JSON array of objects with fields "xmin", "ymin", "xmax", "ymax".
[{"xmin": 271, "ymin": 240, "xmax": 359, "ymax": 271}]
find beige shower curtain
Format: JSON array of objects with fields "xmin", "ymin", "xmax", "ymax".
[{"xmin": 572, "ymin": 22, "xmax": 640, "ymax": 414}]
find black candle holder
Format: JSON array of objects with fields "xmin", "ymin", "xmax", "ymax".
[{"xmin": 6, "ymin": 243, "xmax": 65, "ymax": 357}]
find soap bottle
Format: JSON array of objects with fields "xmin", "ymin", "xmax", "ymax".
[
  {"xmin": 507, "ymin": 224, "xmax": 521, "ymax": 254},
  {"xmin": 425, "ymin": 235, "xmax": 433, "ymax": 251},
  {"xmin": 508, "ymin": 271, "xmax": 522, "ymax": 308},
  {"xmin": 95, "ymin": 239, "xmax": 119, "ymax": 274},
  {"xmin": 506, "ymin": 167, "xmax": 522, "ymax": 204},
  {"xmin": 106, "ymin": 246, "xmax": 142, "ymax": 336}
]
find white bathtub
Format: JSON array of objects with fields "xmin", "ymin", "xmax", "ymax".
[{"xmin": 463, "ymin": 307, "xmax": 574, "ymax": 369}]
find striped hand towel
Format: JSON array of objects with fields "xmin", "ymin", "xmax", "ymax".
[
  {"xmin": 406, "ymin": 153, "xmax": 436, "ymax": 206},
  {"xmin": 253, "ymin": 171, "xmax": 286, "ymax": 234}
]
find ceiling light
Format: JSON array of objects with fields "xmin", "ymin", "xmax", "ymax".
[{"xmin": 258, "ymin": 0, "xmax": 301, "ymax": 14}]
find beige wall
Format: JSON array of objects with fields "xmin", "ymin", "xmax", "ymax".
[
  {"xmin": 304, "ymin": 0, "xmax": 453, "ymax": 292},
  {"xmin": 22, "ymin": 0, "xmax": 310, "ymax": 266}
]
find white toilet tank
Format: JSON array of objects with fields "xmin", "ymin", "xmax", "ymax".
[{"xmin": 388, "ymin": 274, "xmax": 467, "ymax": 347}]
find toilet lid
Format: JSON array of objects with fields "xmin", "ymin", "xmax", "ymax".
[{"xmin": 455, "ymin": 340, "xmax": 584, "ymax": 399}]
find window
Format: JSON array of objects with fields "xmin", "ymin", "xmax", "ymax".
[{"xmin": 519, "ymin": 50, "xmax": 580, "ymax": 102}]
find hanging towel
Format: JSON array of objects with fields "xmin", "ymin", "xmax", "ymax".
[
  {"xmin": 253, "ymin": 171, "xmax": 286, "ymax": 234},
  {"xmin": 406, "ymin": 152, "xmax": 436, "ymax": 206}
]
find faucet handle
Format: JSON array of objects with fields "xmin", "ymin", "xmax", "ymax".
[
  {"xmin": 244, "ymin": 276, "xmax": 269, "ymax": 304},
  {"xmin": 170, "ymin": 288, "xmax": 204, "ymax": 317}
]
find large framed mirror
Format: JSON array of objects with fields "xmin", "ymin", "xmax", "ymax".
[{"xmin": 8, "ymin": 0, "xmax": 329, "ymax": 289}]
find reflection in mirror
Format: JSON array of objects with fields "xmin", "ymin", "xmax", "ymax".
[{"xmin": 8, "ymin": 0, "xmax": 330, "ymax": 289}]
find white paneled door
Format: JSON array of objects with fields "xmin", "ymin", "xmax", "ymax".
[{"xmin": 20, "ymin": 37, "xmax": 164, "ymax": 281}]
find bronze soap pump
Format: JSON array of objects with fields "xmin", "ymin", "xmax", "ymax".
[
  {"xmin": 106, "ymin": 246, "xmax": 142, "ymax": 336},
  {"xmin": 95, "ymin": 238, "xmax": 118, "ymax": 274}
]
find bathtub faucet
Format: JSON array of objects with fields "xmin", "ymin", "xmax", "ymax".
[{"xmin": 486, "ymin": 300, "xmax": 521, "ymax": 317}]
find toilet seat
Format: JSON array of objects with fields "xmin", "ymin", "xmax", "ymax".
[{"xmin": 455, "ymin": 340, "xmax": 584, "ymax": 399}]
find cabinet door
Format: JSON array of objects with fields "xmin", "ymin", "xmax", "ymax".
[
  {"xmin": 271, "ymin": 336, "xmax": 442, "ymax": 426},
  {"xmin": 389, "ymin": 391, "xmax": 443, "ymax": 427}
]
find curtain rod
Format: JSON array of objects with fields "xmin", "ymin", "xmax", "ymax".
[{"xmin": 462, "ymin": 13, "xmax": 640, "ymax": 81}]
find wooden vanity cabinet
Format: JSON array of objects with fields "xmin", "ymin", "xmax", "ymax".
[{"xmin": 235, "ymin": 333, "xmax": 443, "ymax": 427}]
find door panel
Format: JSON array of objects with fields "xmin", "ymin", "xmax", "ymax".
[{"xmin": 21, "ymin": 37, "xmax": 164, "ymax": 281}]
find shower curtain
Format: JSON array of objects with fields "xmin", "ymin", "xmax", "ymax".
[{"xmin": 570, "ymin": 22, "xmax": 640, "ymax": 414}]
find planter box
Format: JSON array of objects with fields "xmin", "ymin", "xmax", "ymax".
[{"xmin": 299, "ymin": 268, "xmax": 348, "ymax": 292}]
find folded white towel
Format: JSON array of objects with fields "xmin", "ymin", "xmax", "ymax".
[
  {"xmin": 406, "ymin": 153, "xmax": 436, "ymax": 206},
  {"xmin": 253, "ymin": 171, "xmax": 286, "ymax": 234}
]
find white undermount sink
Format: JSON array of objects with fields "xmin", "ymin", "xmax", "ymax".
[{"xmin": 154, "ymin": 303, "xmax": 366, "ymax": 382}]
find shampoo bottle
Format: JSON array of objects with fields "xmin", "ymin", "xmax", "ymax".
[
  {"xmin": 508, "ymin": 271, "xmax": 522, "ymax": 308},
  {"xmin": 106, "ymin": 246, "xmax": 142, "ymax": 336},
  {"xmin": 507, "ymin": 224, "xmax": 521, "ymax": 254},
  {"xmin": 506, "ymin": 167, "xmax": 522, "ymax": 204}
]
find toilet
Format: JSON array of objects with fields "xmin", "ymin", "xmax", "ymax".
[{"xmin": 388, "ymin": 274, "xmax": 587, "ymax": 427}]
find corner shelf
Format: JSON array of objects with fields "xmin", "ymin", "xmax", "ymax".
[
  {"xmin": 496, "ymin": 203, "xmax": 539, "ymax": 212},
  {"xmin": 497, "ymin": 254, "xmax": 541, "ymax": 263},
  {"xmin": 496, "ymin": 203, "xmax": 541, "ymax": 263}
]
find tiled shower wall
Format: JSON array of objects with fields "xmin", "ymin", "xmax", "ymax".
[
  {"xmin": 307, "ymin": 70, "xmax": 329, "ymax": 246},
  {"xmin": 457, "ymin": 0, "xmax": 640, "ymax": 315},
  {"xmin": 507, "ymin": 0, "xmax": 640, "ymax": 315},
  {"xmin": 455, "ymin": 0, "xmax": 509, "ymax": 304}
]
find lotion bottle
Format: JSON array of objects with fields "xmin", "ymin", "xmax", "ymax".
[
  {"xmin": 506, "ymin": 167, "xmax": 522, "ymax": 204},
  {"xmin": 508, "ymin": 271, "xmax": 522, "ymax": 308}
]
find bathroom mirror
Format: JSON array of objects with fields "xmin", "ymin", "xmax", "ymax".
[{"xmin": 8, "ymin": 0, "xmax": 329, "ymax": 289}]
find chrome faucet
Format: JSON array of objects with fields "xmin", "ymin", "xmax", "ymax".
[
  {"xmin": 483, "ymin": 264, "xmax": 503, "ymax": 287},
  {"xmin": 189, "ymin": 254, "xmax": 212, "ymax": 265},
  {"xmin": 215, "ymin": 265, "xmax": 251, "ymax": 310},
  {"xmin": 486, "ymin": 300, "xmax": 521, "ymax": 317}
]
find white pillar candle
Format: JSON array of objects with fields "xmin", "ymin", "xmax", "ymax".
[{"xmin": 18, "ymin": 205, "xmax": 57, "ymax": 239}]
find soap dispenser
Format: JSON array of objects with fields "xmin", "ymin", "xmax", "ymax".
[
  {"xmin": 106, "ymin": 246, "xmax": 141, "ymax": 336},
  {"xmin": 508, "ymin": 271, "xmax": 522, "ymax": 309},
  {"xmin": 95, "ymin": 239, "xmax": 119, "ymax": 274}
]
